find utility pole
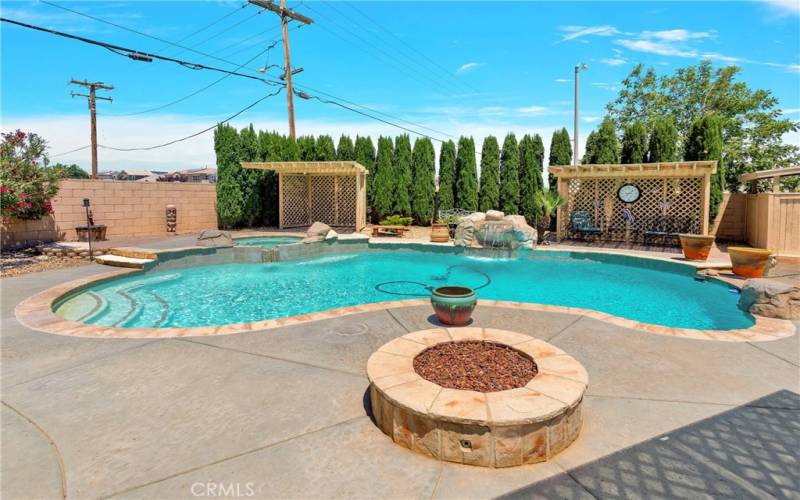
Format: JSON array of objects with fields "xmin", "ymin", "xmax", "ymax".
[
  {"xmin": 70, "ymin": 79, "xmax": 113, "ymax": 179},
  {"xmin": 248, "ymin": 0, "xmax": 313, "ymax": 139},
  {"xmin": 573, "ymin": 64, "xmax": 587, "ymax": 166}
]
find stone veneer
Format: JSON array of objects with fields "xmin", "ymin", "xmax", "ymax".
[{"xmin": 367, "ymin": 328, "xmax": 587, "ymax": 467}]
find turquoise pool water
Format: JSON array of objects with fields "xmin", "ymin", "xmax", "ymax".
[
  {"xmin": 234, "ymin": 235, "xmax": 302, "ymax": 247},
  {"xmin": 54, "ymin": 250, "xmax": 754, "ymax": 330}
]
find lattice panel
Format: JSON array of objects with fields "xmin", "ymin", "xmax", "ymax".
[
  {"xmin": 566, "ymin": 176, "xmax": 703, "ymax": 242},
  {"xmin": 337, "ymin": 176, "xmax": 357, "ymax": 227},
  {"xmin": 281, "ymin": 175, "xmax": 310, "ymax": 227},
  {"xmin": 310, "ymin": 176, "xmax": 336, "ymax": 225}
]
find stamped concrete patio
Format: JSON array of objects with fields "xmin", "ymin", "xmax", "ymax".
[{"xmin": 2, "ymin": 262, "xmax": 799, "ymax": 499}]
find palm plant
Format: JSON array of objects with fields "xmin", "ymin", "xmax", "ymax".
[{"xmin": 533, "ymin": 190, "xmax": 565, "ymax": 242}]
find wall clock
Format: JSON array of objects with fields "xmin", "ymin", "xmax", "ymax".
[{"xmin": 617, "ymin": 184, "xmax": 641, "ymax": 203}]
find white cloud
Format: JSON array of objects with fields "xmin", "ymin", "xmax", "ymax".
[
  {"xmin": 455, "ymin": 62, "xmax": 482, "ymax": 75},
  {"xmin": 640, "ymin": 29, "xmax": 714, "ymax": 42},
  {"xmin": 600, "ymin": 57, "xmax": 627, "ymax": 66},
  {"xmin": 559, "ymin": 25, "xmax": 620, "ymax": 42},
  {"xmin": 616, "ymin": 39, "xmax": 698, "ymax": 58},
  {"xmin": 554, "ymin": 78, "xmax": 570, "ymax": 83},
  {"xmin": 759, "ymin": 0, "xmax": 800, "ymax": 15},
  {"xmin": 782, "ymin": 108, "xmax": 800, "ymax": 114},
  {"xmin": 591, "ymin": 82, "xmax": 621, "ymax": 92},
  {"xmin": 582, "ymin": 116, "xmax": 601, "ymax": 124},
  {"xmin": 517, "ymin": 106, "xmax": 549, "ymax": 115}
]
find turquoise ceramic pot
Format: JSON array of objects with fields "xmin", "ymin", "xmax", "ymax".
[{"xmin": 430, "ymin": 286, "xmax": 477, "ymax": 326}]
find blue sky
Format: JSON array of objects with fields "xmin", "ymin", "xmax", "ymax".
[{"xmin": 2, "ymin": 0, "xmax": 799, "ymax": 172}]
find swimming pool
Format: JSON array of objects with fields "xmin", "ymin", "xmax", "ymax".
[
  {"xmin": 234, "ymin": 235, "xmax": 303, "ymax": 247},
  {"xmin": 54, "ymin": 250, "xmax": 754, "ymax": 330}
]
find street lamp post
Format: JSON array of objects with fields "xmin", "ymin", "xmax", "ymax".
[{"xmin": 574, "ymin": 63, "xmax": 588, "ymax": 166}]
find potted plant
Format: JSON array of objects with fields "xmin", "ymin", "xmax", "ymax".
[
  {"xmin": 430, "ymin": 219, "xmax": 450, "ymax": 243},
  {"xmin": 678, "ymin": 234, "xmax": 716, "ymax": 261},
  {"xmin": 534, "ymin": 191, "xmax": 565, "ymax": 244},
  {"xmin": 430, "ymin": 286, "xmax": 477, "ymax": 326},
  {"xmin": 728, "ymin": 247, "xmax": 773, "ymax": 278}
]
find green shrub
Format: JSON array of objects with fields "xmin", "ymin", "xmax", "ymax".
[
  {"xmin": 393, "ymin": 134, "xmax": 413, "ymax": 216},
  {"xmin": 437, "ymin": 140, "xmax": 456, "ymax": 211},
  {"xmin": 410, "ymin": 137, "xmax": 435, "ymax": 225},
  {"xmin": 478, "ymin": 136, "xmax": 500, "ymax": 212},
  {"xmin": 500, "ymin": 133, "xmax": 520, "ymax": 214},
  {"xmin": 379, "ymin": 215, "xmax": 413, "ymax": 226},
  {"xmin": 0, "ymin": 130, "xmax": 60, "ymax": 224},
  {"xmin": 372, "ymin": 136, "xmax": 395, "ymax": 220},
  {"xmin": 455, "ymin": 136, "xmax": 478, "ymax": 211}
]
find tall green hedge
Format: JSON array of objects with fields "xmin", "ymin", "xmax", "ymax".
[
  {"xmin": 584, "ymin": 117, "xmax": 619, "ymax": 164},
  {"xmin": 354, "ymin": 135, "xmax": 375, "ymax": 208},
  {"xmin": 297, "ymin": 136, "xmax": 316, "ymax": 161},
  {"xmin": 685, "ymin": 114, "xmax": 725, "ymax": 219},
  {"xmin": 315, "ymin": 135, "xmax": 336, "ymax": 161},
  {"xmin": 437, "ymin": 140, "xmax": 457, "ymax": 211},
  {"xmin": 455, "ymin": 136, "xmax": 478, "ymax": 211},
  {"xmin": 410, "ymin": 137, "xmax": 435, "ymax": 225},
  {"xmin": 238, "ymin": 125, "xmax": 262, "ymax": 226},
  {"xmin": 519, "ymin": 134, "xmax": 545, "ymax": 224},
  {"xmin": 620, "ymin": 121, "xmax": 648, "ymax": 164},
  {"xmin": 478, "ymin": 136, "xmax": 500, "ymax": 212},
  {"xmin": 372, "ymin": 136, "xmax": 395, "ymax": 219},
  {"xmin": 214, "ymin": 123, "xmax": 243, "ymax": 229},
  {"xmin": 499, "ymin": 133, "xmax": 520, "ymax": 214},
  {"xmin": 336, "ymin": 134, "xmax": 355, "ymax": 160},
  {"xmin": 548, "ymin": 128, "xmax": 572, "ymax": 191},
  {"xmin": 648, "ymin": 116, "xmax": 678, "ymax": 162},
  {"xmin": 393, "ymin": 134, "xmax": 413, "ymax": 216}
]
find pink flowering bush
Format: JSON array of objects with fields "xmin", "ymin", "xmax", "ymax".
[{"xmin": 0, "ymin": 130, "xmax": 60, "ymax": 225}]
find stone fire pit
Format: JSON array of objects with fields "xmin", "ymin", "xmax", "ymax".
[{"xmin": 367, "ymin": 327, "xmax": 588, "ymax": 467}]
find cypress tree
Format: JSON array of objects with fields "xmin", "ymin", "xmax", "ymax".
[
  {"xmin": 499, "ymin": 133, "xmax": 520, "ymax": 214},
  {"xmin": 336, "ymin": 134, "xmax": 355, "ymax": 161},
  {"xmin": 519, "ymin": 134, "xmax": 545, "ymax": 225},
  {"xmin": 586, "ymin": 117, "xmax": 620, "ymax": 164},
  {"xmin": 455, "ymin": 136, "xmax": 478, "ymax": 211},
  {"xmin": 393, "ymin": 134, "xmax": 413, "ymax": 216},
  {"xmin": 437, "ymin": 140, "xmax": 456, "ymax": 211},
  {"xmin": 214, "ymin": 124, "xmax": 243, "ymax": 228},
  {"xmin": 315, "ymin": 134, "xmax": 336, "ymax": 161},
  {"xmin": 238, "ymin": 124, "xmax": 261, "ymax": 226},
  {"xmin": 548, "ymin": 128, "xmax": 572, "ymax": 191},
  {"xmin": 648, "ymin": 116, "xmax": 678, "ymax": 162},
  {"xmin": 620, "ymin": 121, "xmax": 648, "ymax": 164},
  {"xmin": 297, "ymin": 136, "xmax": 316, "ymax": 161},
  {"xmin": 477, "ymin": 136, "xmax": 500, "ymax": 212},
  {"xmin": 354, "ymin": 136, "xmax": 375, "ymax": 209},
  {"xmin": 282, "ymin": 135, "xmax": 300, "ymax": 161},
  {"xmin": 372, "ymin": 136, "xmax": 394, "ymax": 219},
  {"xmin": 257, "ymin": 131, "xmax": 279, "ymax": 226},
  {"xmin": 582, "ymin": 130, "xmax": 598, "ymax": 164},
  {"xmin": 410, "ymin": 137, "xmax": 436, "ymax": 225},
  {"xmin": 685, "ymin": 114, "xmax": 726, "ymax": 219}
]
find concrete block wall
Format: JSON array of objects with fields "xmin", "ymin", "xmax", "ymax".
[{"xmin": 1, "ymin": 179, "xmax": 217, "ymax": 247}]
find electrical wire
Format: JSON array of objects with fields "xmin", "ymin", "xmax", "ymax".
[
  {"xmin": 99, "ymin": 87, "xmax": 283, "ymax": 152},
  {"xmin": 100, "ymin": 41, "xmax": 279, "ymax": 116},
  {"xmin": 51, "ymin": 145, "xmax": 92, "ymax": 157},
  {"xmin": 170, "ymin": 8, "xmax": 265, "ymax": 57},
  {"xmin": 157, "ymin": 2, "xmax": 250, "ymax": 53}
]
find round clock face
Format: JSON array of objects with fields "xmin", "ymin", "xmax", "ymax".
[{"xmin": 618, "ymin": 184, "xmax": 641, "ymax": 203}]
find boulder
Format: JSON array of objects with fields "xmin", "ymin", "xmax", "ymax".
[
  {"xmin": 454, "ymin": 218, "xmax": 476, "ymax": 247},
  {"xmin": 461, "ymin": 212, "xmax": 486, "ymax": 224},
  {"xmin": 738, "ymin": 279, "xmax": 800, "ymax": 320},
  {"xmin": 485, "ymin": 210, "xmax": 505, "ymax": 221},
  {"xmin": 196, "ymin": 229, "xmax": 234, "ymax": 248},
  {"xmin": 304, "ymin": 221, "xmax": 337, "ymax": 243},
  {"xmin": 504, "ymin": 215, "xmax": 538, "ymax": 247}
]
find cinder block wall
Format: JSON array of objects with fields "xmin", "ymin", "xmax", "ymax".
[{"xmin": 1, "ymin": 180, "xmax": 217, "ymax": 246}]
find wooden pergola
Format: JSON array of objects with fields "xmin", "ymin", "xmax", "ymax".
[
  {"xmin": 548, "ymin": 161, "xmax": 718, "ymax": 242},
  {"xmin": 242, "ymin": 161, "xmax": 368, "ymax": 231}
]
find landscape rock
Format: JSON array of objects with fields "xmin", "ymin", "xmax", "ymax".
[
  {"xmin": 304, "ymin": 222, "xmax": 337, "ymax": 243},
  {"xmin": 485, "ymin": 210, "xmax": 505, "ymax": 221},
  {"xmin": 196, "ymin": 229, "xmax": 234, "ymax": 248},
  {"xmin": 738, "ymin": 279, "xmax": 800, "ymax": 320},
  {"xmin": 503, "ymin": 215, "xmax": 538, "ymax": 247},
  {"xmin": 454, "ymin": 218, "xmax": 476, "ymax": 247}
]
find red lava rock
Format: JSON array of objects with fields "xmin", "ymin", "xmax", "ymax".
[{"xmin": 413, "ymin": 340, "xmax": 537, "ymax": 392}]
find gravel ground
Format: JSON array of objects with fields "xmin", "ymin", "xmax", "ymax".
[{"xmin": 1, "ymin": 249, "xmax": 89, "ymax": 278}]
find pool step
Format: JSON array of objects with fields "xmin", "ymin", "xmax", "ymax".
[
  {"xmin": 95, "ymin": 254, "xmax": 155, "ymax": 269},
  {"xmin": 109, "ymin": 247, "xmax": 158, "ymax": 260}
]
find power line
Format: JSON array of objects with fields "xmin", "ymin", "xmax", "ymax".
[
  {"xmin": 157, "ymin": 2, "xmax": 250, "ymax": 53},
  {"xmin": 99, "ymin": 88, "xmax": 283, "ymax": 152},
  {"xmin": 51, "ymin": 145, "xmax": 91, "ymax": 158},
  {"xmin": 100, "ymin": 41, "xmax": 279, "ymax": 116},
  {"xmin": 170, "ymin": 8, "xmax": 264, "ymax": 57}
]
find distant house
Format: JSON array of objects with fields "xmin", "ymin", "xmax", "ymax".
[
  {"xmin": 163, "ymin": 167, "xmax": 217, "ymax": 183},
  {"xmin": 97, "ymin": 169, "xmax": 167, "ymax": 181}
]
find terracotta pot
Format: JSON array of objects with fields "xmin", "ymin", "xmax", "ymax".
[
  {"xmin": 430, "ymin": 286, "xmax": 476, "ymax": 326},
  {"xmin": 430, "ymin": 223, "xmax": 450, "ymax": 243},
  {"xmin": 728, "ymin": 247, "xmax": 772, "ymax": 278},
  {"xmin": 678, "ymin": 234, "xmax": 715, "ymax": 261}
]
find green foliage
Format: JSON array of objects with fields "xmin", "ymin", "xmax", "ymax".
[
  {"xmin": 214, "ymin": 123, "xmax": 242, "ymax": 228},
  {"xmin": 257, "ymin": 131, "xmax": 279, "ymax": 226},
  {"xmin": 315, "ymin": 135, "xmax": 336, "ymax": 161},
  {"xmin": 548, "ymin": 128, "xmax": 572, "ymax": 191},
  {"xmin": 52, "ymin": 163, "xmax": 90, "ymax": 179},
  {"xmin": 372, "ymin": 136, "xmax": 395, "ymax": 220},
  {"xmin": 354, "ymin": 136, "xmax": 375, "ymax": 206},
  {"xmin": 237, "ymin": 125, "xmax": 262, "ymax": 226},
  {"xmin": 533, "ymin": 190, "xmax": 565, "ymax": 229},
  {"xmin": 499, "ymin": 133, "xmax": 520, "ymax": 214},
  {"xmin": 478, "ymin": 136, "xmax": 500, "ymax": 212},
  {"xmin": 336, "ymin": 135, "xmax": 355, "ymax": 161},
  {"xmin": 297, "ymin": 136, "xmax": 316, "ymax": 161},
  {"xmin": 648, "ymin": 116, "xmax": 678, "ymax": 162},
  {"xmin": 685, "ymin": 114, "xmax": 726, "ymax": 219},
  {"xmin": 519, "ymin": 134, "xmax": 545, "ymax": 224},
  {"xmin": 620, "ymin": 121, "xmax": 648, "ymax": 164},
  {"xmin": 455, "ymin": 136, "xmax": 478, "ymax": 211},
  {"xmin": 0, "ymin": 130, "xmax": 60, "ymax": 224},
  {"xmin": 437, "ymin": 140, "xmax": 456, "ymax": 211},
  {"xmin": 393, "ymin": 134, "xmax": 413, "ymax": 216},
  {"xmin": 584, "ymin": 117, "xmax": 619, "ymax": 164},
  {"xmin": 379, "ymin": 215, "xmax": 413, "ymax": 226},
  {"xmin": 410, "ymin": 137, "xmax": 435, "ymax": 225},
  {"xmin": 607, "ymin": 61, "xmax": 799, "ymax": 190}
]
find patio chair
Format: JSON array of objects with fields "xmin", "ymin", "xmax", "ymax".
[
  {"xmin": 643, "ymin": 215, "xmax": 681, "ymax": 245},
  {"xmin": 570, "ymin": 211, "xmax": 602, "ymax": 240}
]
